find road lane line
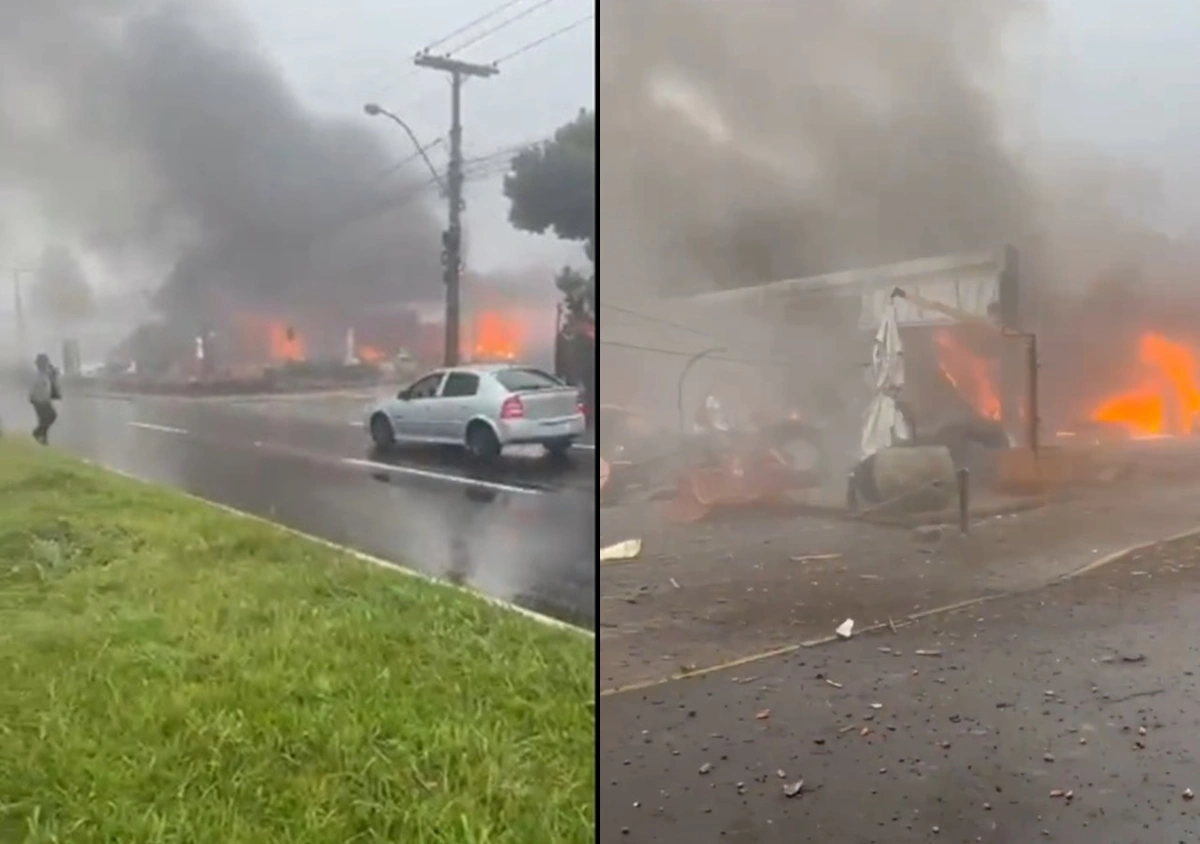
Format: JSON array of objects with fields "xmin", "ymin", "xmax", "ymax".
[
  {"xmin": 342, "ymin": 457, "xmax": 545, "ymax": 496},
  {"xmin": 128, "ymin": 421, "xmax": 189, "ymax": 435},
  {"xmin": 66, "ymin": 456, "xmax": 591, "ymax": 638}
]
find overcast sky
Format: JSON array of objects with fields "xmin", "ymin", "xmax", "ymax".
[{"xmin": 235, "ymin": 0, "xmax": 596, "ymax": 276}]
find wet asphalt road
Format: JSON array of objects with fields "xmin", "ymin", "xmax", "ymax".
[
  {"xmin": 0, "ymin": 392, "xmax": 596, "ymax": 628},
  {"xmin": 600, "ymin": 533, "xmax": 1200, "ymax": 842}
]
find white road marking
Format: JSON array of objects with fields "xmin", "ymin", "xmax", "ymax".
[
  {"xmin": 69, "ymin": 456, "xmax": 590, "ymax": 637},
  {"xmin": 342, "ymin": 457, "xmax": 544, "ymax": 496},
  {"xmin": 128, "ymin": 421, "xmax": 189, "ymax": 435}
]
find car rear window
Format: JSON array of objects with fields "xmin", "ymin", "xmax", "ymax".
[{"xmin": 494, "ymin": 368, "xmax": 563, "ymax": 392}]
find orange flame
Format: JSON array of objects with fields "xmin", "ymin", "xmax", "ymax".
[
  {"xmin": 268, "ymin": 321, "xmax": 305, "ymax": 362},
  {"xmin": 471, "ymin": 310, "xmax": 523, "ymax": 361},
  {"xmin": 357, "ymin": 344, "xmax": 386, "ymax": 364},
  {"xmin": 932, "ymin": 329, "xmax": 1001, "ymax": 420},
  {"xmin": 1091, "ymin": 332, "xmax": 1200, "ymax": 436}
]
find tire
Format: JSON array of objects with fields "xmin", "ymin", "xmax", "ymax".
[
  {"xmin": 370, "ymin": 413, "xmax": 395, "ymax": 450},
  {"xmin": 545, "ymin": 437, "xmax": 574, "ymax": 458},
  {"xmin": 466, "ymin": 421, "xmax": 501, "ymax": 461}
]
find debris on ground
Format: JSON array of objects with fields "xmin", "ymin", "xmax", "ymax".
[
  {"xmin": 783, "ymin": 779, "xmax": 805, "ymax": 798},
  {"xmin": 755, "ymin": 709, "xmax": 771, "ymax": 720},
  {"xmin": 600, "ymin": 538, "xmax": 643, "ymax": 563},
  {"xmin": 790, "ymin": 553, "xmax": 842, "ymax": 564},
  {"xmin": 836, "ymin": 618, "xmax": 855, "ymax": 639},
  {"xmin": 699, "ymin": 762, "xmax": 712, "ymax": 775},
  {"xmin": 912, "ymin": 524, "xmax": 945, "ymax": 543},
  {"xmin": 915, "ymin": 649, "xmax": 943, "ymax": 657},
  {"xmin": 1185, "ymin": 788, "xmax": 1195, "ymax": 801}
]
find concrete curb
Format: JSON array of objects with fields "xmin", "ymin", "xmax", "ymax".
[{"xmin": 61, "ymin": 452, "xmax": 594, "ymax": 640}]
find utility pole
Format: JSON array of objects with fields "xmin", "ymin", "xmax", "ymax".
[
  {"xmin": 413, "ymin": 52, "xmax": 497, "ymax": 366},
  {"xmin": 10, "ymin": 268, "xmax": 29, "ymax": 358}
]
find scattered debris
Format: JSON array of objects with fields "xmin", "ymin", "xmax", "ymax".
[
  {"xmin": 783, "ymin": 779, "xmax": 805, "ymax": 798},
  {"xmin": 915, "ymin": 649, "xmax": 943, "ymax": 657},
  {"xmin": 1050, "ymin": 789, "xmax": 1065, "ymax": 798},
  {"xmin": 669, "ymin": 577, "xmax": 681, "ymax": 589},
  {"xmin": 790, "ymin": 553, "xmax": 842, "ymax": 564},
  {"xmin": 836, "ymin": 619, "xmax": 855, "ymax": 639},
  {"xmin": 1185, "ymin": 788, "xmax": 1195, "ymax": 801},
  {"xmin": 825, "ymin": 678, "xmax": 844, "ymax": 689},
  {"xmin": 913, "ymin": 525, "xmax": 945, "ymax": 542},
  {"xmin": 600, "ymin": 538, "xmax": 642, "ymax": 563},
  {"xmin": 860, "ymin": 726, "xmax": 871, "ymax": 736},
  {"xmin": 1043, "ymin": 753, "xmax": 1056, "ymax": 763},
  {"xmin": 776, "ymin": 769, "xmax": 787, "ymax": 779},
  {"xmin": 699, "ymin": 762, "xmax": 713, "ymax": 775},
  {"xmin": 870, "ymin": 703, "xmax": 883, "ymax": 710},
  {"xmin": 756, "ymin": 709, "xmax": 771, "ymax": 720},
  {"xmin": 1138, "ymin": 726, "xmax": 1147, "ymax": 736}
]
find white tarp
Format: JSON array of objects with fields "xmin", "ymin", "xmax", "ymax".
[{"xmin": 859, "ymin": 298, "xmax": 910, "ymax": 460}]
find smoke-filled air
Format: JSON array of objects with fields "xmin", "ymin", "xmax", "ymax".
[
  {"xmin": 599, "ymin": 0, "xmax": 1200, "ymax": 439},
  {"xmin": 0, "ymin": 0, "xmax": 442, "ymax": 328}
]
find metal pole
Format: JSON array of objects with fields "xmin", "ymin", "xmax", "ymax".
[
  {"xmin": 1027, "ymin": 333, "xmax": 1040, "ymax": 454},
  {"xmin": 956, "ymin": 467, "xmax": 970, "ymax": 535},
  {"xmin": 413, "ymin": 53, "xmax": 497, "ymax": 367},
  {"xmin": 444, "ymin": 71, "xmax": 464, "ymax": 367}
]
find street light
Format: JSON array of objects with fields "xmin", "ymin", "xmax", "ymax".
[{"xmin": 363, "ymin": 102, "xmax": 446, "ymax": 194}]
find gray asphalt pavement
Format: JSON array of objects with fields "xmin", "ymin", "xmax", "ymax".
[
  {"xmin": 600, "ymin": 532, "xmax": 1200, "ymax": 842},
  {"xmin": 0, "ymin": 392, "xmax": 596, "ymax": 628}
]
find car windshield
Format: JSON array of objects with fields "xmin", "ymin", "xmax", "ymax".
[{"xmin": 494, "ymin": 368, "xmax": 562, "ymax": 392}]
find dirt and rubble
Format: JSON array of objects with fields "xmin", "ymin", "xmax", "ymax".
[
  {"xmin": 600, "ymin": 531, "xmax": 1200, "ymax": 843},
  {"xmin": 600, "ymin": 471, "xmax": 1200, "ymax": 692}
]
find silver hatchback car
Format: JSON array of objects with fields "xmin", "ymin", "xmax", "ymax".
[{"xmin": 365, "ymin": 363, "xmax": 586, "ymax": 459}]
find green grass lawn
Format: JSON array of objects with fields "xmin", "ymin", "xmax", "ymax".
[{"xmin": 0, "ymin": 440, "xmax": 594, "ymax": 843}]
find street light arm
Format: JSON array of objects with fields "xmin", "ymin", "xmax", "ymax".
[{"xmin": 363, "ymin": 103, "xmax": 446, "ymax": 193}]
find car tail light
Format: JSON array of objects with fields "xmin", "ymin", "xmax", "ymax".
[
  {"xmin": 576, "ymin": 399, "xmax": 586, "ymax": 416},
  {"xmin": 500, "ymin": 395, "xmax": 525, "ymax": 419}
]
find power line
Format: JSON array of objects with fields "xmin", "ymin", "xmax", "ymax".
[
  {"xmin": 448, "ymin": 0, "xmax": 561, "ymax": 57},
  {"xmin": 490, "ymin": 13, "xmax": 594, "ymax": 66},
  {"xmin": 422, "ymin": 0, "xmax": 530, "ymax": 53},
  {"xmin": 599, "ymin": 339, "xmax": 782, "ymax": 368}
]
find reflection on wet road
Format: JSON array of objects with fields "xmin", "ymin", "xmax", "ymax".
[{"xmin": 0, "ymin": 393, "xmax": 596, "ymax": 628}]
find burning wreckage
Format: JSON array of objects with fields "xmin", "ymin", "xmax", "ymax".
[
  {"xmin": 95, "ymin": 295, "xmax": 573, "ymax": 397},
  {"xmin": 601, "ymin": 248, "xmax": 1200, "ymax": 522}
]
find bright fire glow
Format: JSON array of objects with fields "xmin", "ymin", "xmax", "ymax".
[
  {"xmin": 1091, "ymin": 332, "xmax": 1200, "ymax": 436},
  {"xmin": 357, "ymin": 344, "xmax": 386, "ymax": 364},
  {"xmin": 932, "ymin": 329, "xmax": 1001, "ymax": 420},
  {"xmin": 268, "ymin": 321, "xmax": 305, "ymax": 362},
  {"xmin": 471, "ymin": 310, "xmax": 524, "ymax": 361}
]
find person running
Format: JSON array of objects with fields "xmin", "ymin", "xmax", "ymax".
[{"xmin": 29, "ymin": 353, "xmax": 60, "ymax": 445}]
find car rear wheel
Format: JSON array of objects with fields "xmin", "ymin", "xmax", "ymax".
[
  {"xmin": 466, "ymin": 422, "xmax": 501, "ymax": 461},
  {"xmin": 370, "ymin": 413, "xmax": 395, "ymax": 450},
  {"xmin": 545, "ymin": 437, "xmax": 573, "ymax": 459}
]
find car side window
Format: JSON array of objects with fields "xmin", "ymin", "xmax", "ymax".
[
  {"xmin": 441, "ymin": 372, "xmax": 480, "ymax": 398},
  {"xmin": 406, "ymin": 373, "xmax": 444, "ymax": 399}
]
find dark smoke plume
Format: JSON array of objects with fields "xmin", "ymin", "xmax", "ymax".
[
  {"xmin": 0, "ymin": 1, "xmax": 442, "ymax": 324},
  {"xmin": 599, "ymin": 0, "xmax": 1042, "ymax": 300}
]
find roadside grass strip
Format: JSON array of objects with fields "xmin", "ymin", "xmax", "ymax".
[{"xmin": 0, "ymin": 440, "xmax": 594, "ymax": 844}]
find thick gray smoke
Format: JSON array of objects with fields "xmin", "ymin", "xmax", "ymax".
[
  {"xmin": 599, "ymin": 0, "xmax": 1042, "ymax": 301},
  {"xmin": 0, "ymin": 0, "xmax": 442, "ymax": 324}
]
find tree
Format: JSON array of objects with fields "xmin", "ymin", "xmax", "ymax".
[
  {"xmin": 32, "ymin": 245, "xmax": 94, "ymax": 323},
  {"xmin": 504, "ymin": 109, "xmax": 594, "ymax": 256},
  {"xmin": 504, "ymin": 109, "xmax": 595, "ymax": 316}
]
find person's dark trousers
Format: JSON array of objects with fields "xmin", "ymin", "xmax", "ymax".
[{"xmin": 31, "ymin": 401, "xmax": 57, "ymax": 444}]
